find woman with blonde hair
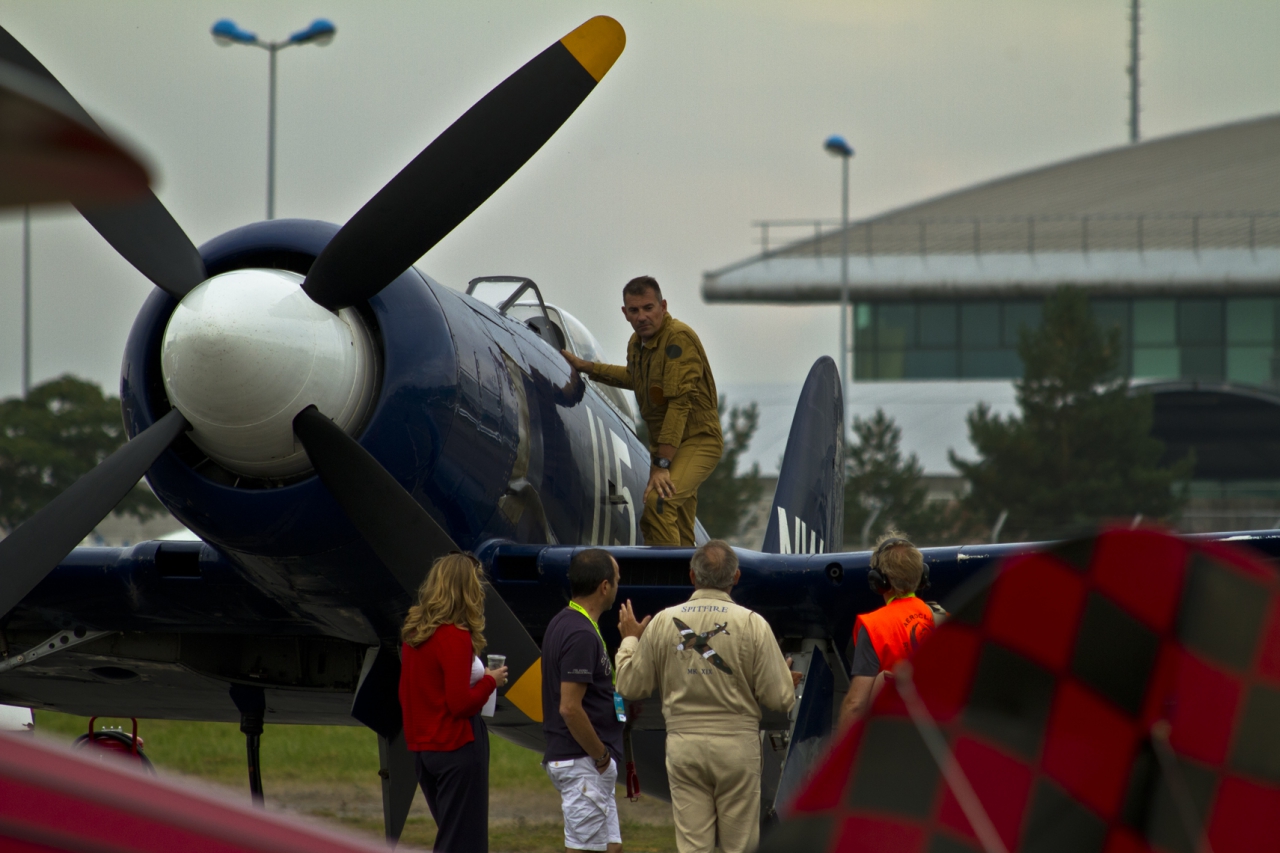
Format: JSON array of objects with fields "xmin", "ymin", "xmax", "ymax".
[{"xmin": 399, "ymin": 552, "xmax": 508, "ymax": 853}]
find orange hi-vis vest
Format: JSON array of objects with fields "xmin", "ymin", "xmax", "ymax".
[{"xmin": 854, "ymin": 595, "xmax": 936, "ymax": 674}]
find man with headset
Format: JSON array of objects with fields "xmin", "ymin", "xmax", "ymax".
[{"xmin": 837, "ymin": 530, "xmax": 938, "ymax": 731}]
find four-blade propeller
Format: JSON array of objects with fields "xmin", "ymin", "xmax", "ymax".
[{"xmin": 0, "ymin": 16, "xmax": 625, "ymax": 632}]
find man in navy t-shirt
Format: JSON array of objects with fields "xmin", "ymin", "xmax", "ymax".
[{"xmin": 542, "ymin": 548, "xmax": 624, "ymax": 853}]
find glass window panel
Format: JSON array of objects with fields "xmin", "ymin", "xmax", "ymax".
[
  {"xmin": 1133, "ymin": 300, "xmax": 1176, "ymax": 345},
  {"xmin": 919, "ymin": 303, "xmax": 958, "ymax": 347},
  {"xmin": 904, "ymin": 349, "xmax": 958, "ymax": 379},
  {"xmin": 961, "ymin": 302, "xmax": 1000, "ymax": 349},
  {"xmin": 1178, "ymin": 299, "xmax": 1223, "ymax": 345},
  {"xmin": 875, "ymin": 348, "xmax": 904, "ymax": 379},
  {"xmin": 1180, "ymin": 345, "xmax": 1224, "ymax": 380},
  {"xmin": 854, "ymin": 348, "xmax": 877, "ymax": 380},
  {"xmin": 1002, "ymin": 301, "xmax": 1042, "ymax": 347},
  {"xmin": 1227, "ymin": 299, "xmax": 1274, "ymax": 345},
  {"xmin": 855, "ymin": 303, "xmax": 872, "ymax": 332},
  {"xmin": 961, "ymin": 349, "xmax": 1021, "ymax": 379},
  {"xmin": 1133, "ymin": 347, "xmax": 1179, "ymax": 378},
  {"xmin": 1090, "ymin": 300, "xmax": 1130, "ymax": 344},
  {"xmin": 1227, "ymin": 346, "xmax": 1273, "ymax": 385},
  {"xmin": 877, "ymin": 304, "xmax": 915, "ymax": 348}
]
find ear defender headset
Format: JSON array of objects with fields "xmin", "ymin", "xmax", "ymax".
[{"xmin": 867, "ymin": 536, "xmax": 931, "ymax": 594}]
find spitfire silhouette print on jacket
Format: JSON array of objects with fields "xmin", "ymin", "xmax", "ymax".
[{"xmin": 674, "ymin": 618, "xmax": 734, "ymax": 675}]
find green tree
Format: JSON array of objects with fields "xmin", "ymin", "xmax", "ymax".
[
  {"xmin": 844, "ymin": 409, "xmax": 952, "ymax": 547},
  {"xmin": 950, "ymin": 286, "xmax": 1191, "ymax": 542},
  {"xmin": 696, "ymin": 399, "xmax": 765, "ymax": 539},
  {"xmin": 0, "ymin": 375, "xmax": 162, "ymax": 533}
]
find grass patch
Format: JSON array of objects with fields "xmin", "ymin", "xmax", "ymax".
[
  {"xmin": 35, "ymin": 711, "xmax": 382, "ymax": 786},
  {"xmin": 33, "ymin": 710, "xmax": 554, "ymax": 790},
  {"xmin": 33, "ymin": 711, "xmax": 675, "ymax": 850}
]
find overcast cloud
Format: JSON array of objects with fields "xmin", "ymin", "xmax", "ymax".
[{"xmin": 0, "ymin": 1, "xmax": 1276, "ymax": 399}]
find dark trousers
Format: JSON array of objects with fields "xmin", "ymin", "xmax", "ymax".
[{"xmin": 415, "ymin": 715, "xmax": 489, "ymax": 853}]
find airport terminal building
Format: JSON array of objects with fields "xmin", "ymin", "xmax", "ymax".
[{"xmin": 708, "ymin": 114, "xmax": 1280, "ymax": 534}]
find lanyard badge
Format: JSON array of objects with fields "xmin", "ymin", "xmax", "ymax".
[{"xmin": 567, "ymin": 602, "xmax": 627, "ymax": 721}]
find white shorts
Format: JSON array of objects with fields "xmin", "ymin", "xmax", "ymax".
[{"xmin": 544, "ymin": 756, "xmax": 621, "ymax": 851}]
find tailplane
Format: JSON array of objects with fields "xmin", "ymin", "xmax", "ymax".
[{"xmin": 762, "ymin": 357, "xmax": 844, "ymax": 554}]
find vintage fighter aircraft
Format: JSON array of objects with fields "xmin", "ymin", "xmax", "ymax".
[{"xmin": 4, "ymin": 14, "xmax": 1280, "ymax": 845}]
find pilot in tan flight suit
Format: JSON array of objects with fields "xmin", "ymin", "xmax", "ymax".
[
  {"xmin": 560, "ymin": 275, "xmax": 722, "ymax": 546},
  {"xmin": 614, "ymin": 540, "xmax": 798, "ymax": 853}
]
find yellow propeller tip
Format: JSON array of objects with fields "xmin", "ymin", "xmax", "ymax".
[{"xmin": 560, "ymin": 16, "xmax": 625, "ymax": 83}]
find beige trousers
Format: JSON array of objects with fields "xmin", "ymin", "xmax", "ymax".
[
  {"xmin": 665, "ymin": 731, "xmax": 762, "ymax": 853},
  {"xmin": 641, "ymin": 434, "xmax": 722, "ymax": 546}
]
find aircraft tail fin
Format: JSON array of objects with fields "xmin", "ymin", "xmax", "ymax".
[{"xmin": 761, "ymin": 357, "xmax": 845, "ymax": 554}]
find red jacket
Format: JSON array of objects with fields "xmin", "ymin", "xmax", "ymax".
[
  {"xmin": 399, "ymin": 624, "xmax": 496, "ymax": 752},
  {"xmin": 854, "ymin": 595, "xmax": 935, "ymax": 675}
]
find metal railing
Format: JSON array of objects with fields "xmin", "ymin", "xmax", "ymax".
[{"xmin": 750, "ymin": 212, "xmax": 1280, "ymax": 260}]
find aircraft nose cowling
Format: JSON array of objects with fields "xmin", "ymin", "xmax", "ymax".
[{"xmin": 160, "ymin": 268, "xmax": 378, "ymax": 478}]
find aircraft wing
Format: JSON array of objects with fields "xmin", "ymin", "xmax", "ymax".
[{"xmin": 0, "ymin": 541, "xmax": 378, "ymax": 725}]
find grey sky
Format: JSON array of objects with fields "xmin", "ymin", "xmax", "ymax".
[{"xmin": 0, "ymin": 1, "xmax": 1276, "ymax": 400}]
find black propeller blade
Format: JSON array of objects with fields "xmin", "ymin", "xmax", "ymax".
[
  {"xmin": 0, "ymin": 408, "xmax": 189, "ymax": 617},
  {"xmin": 0, "ymin": 60, "xmax": 151, "ymax": 207},
  {"xmin": 301, "ymin": 16, "xmax": 625, "ymax": 311},
  {"xmin": 292, "ymin": 406, "xmax": 541, "ymax": 685},
  {"xmin": 0, "ymin": 26, "xmax": 206, "ymax": 299}
]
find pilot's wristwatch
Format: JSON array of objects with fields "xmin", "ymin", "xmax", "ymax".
[{"xmin": 653, "ymin": 456, "xmax": 671, "ymax": 470}]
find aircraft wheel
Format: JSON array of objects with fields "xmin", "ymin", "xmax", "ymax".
[{"xmin": 73, "ymin": 725, "xmax": 156, "ymax": 774}]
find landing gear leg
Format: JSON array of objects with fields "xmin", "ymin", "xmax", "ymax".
[
  {"xmin": 242, "ymin": 711, "xmax": 265, "ymax": 806},
  {"xmin": 230, "ymin": 684, "xmax": 267, "ymax": 807}
]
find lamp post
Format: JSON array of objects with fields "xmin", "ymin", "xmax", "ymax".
[
  {"xmin": 21, "ymin": 205, "xmax": 30, "ymax": 397},
  {"xmin": 211, "ymin": 18, "xmax": 336, "ymax": 220},
  {"xmin": 824, "ymin": 134, "xmax": 854, "ymax": 396}
]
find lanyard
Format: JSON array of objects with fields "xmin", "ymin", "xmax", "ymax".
[
  {"xmin": 885, "ymin": 591, "xmax": 918, "ymax": 605},
  {"xmin": 568, "ymin": 601, "xmax": 615, "ymax": 686}
]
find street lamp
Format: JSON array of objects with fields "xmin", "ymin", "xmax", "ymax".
[
  {"xmin": 824, "ymin": 134, "xmax": 854, "ymax": 397},
  {"xmin": 211, "ymin": 18, "xmax": 336, "ymax": 220}
]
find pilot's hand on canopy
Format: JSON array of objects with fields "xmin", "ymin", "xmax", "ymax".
[
  {"xmin": 618, "ymin": 599, "xmax": 651, "ymax": 640},
  {"xmin": 561, "ymin": 349, "xmax": 591, "ymax": 374}
]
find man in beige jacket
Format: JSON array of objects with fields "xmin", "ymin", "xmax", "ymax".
[{"xmin": 615, "ymin": 540, "xmax": 798, "ymax": 853}]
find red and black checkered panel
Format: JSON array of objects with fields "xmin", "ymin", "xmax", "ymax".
[{"xmin": 760, "ymin": 529, "xmax": 1280, "ymax": 853}]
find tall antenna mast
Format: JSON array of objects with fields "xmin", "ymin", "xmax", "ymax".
[{"xmin": 1127, "ymin": 0, "xmax": 1140, "ymax": 144}]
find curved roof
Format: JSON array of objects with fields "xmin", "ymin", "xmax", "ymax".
[
  {"xmin": 704, "ymin": 114, "xmax": 1280, "ymax": 302},
  {"xmin": 871, "ymin": 113, "xmax": 1280, "ymax": 219},
  {"xmin": 788, "ymin": 113, "xmax": 1280, "ymax": 258}
]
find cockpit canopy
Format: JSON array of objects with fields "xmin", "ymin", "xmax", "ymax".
[
  {"xmin": 464, "ymin": 276, "xmax": 637, "ymax": 429},
  {"xmin": 506, "ymin": 301, "xmax": 636, "ymax": 427}
]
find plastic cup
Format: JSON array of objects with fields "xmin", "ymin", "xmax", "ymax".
[{"xmin": 487, "ymin": 654, "xmax": 506, "ymax": 670}]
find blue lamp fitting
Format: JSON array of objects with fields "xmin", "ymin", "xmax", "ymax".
[
  {"xmin": 289, "ymin": 19, "xmax": 337, "ymax": 46},
  {"xmin": 211, "ymin": 19, "xmax": 259, "ymax": 46},
  {"xmin": 824, "ymin": 134, "xmax": 854, "ymax": 158}
]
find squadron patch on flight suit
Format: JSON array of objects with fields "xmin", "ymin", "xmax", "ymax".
[
  {"xmin": 665, "ymin": 344, "xmax": 682, "ymax": 359},
  {"xmin": 673, "ymin": 617, "xmax": 733, "ymax": 674}
]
